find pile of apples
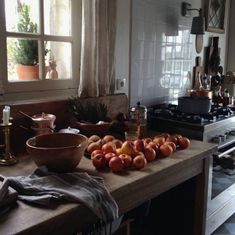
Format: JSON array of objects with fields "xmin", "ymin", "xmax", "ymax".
[{"xmin": 86, "ymin": 133, "xmax": 190, "ymax": 173}]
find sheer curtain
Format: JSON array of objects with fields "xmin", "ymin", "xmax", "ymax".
[{"xmin": 78, "ymin": 0, "xmax": 117, "ymax": 97}]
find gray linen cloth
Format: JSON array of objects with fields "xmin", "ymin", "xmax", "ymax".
[{"xmin": 0, "ymin": 166, "xmax": 118, "ymax": 223}]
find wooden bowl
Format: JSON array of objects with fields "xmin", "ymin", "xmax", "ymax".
[
  {"xmin": 73, "ymin": 121, "xmax": 111, "ymax": 137},
  {"xmin": 26, "ymin": 133, "xmax": 88, "ymax": 172}
]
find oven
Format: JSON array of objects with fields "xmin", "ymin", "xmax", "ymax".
[
  {"xmin": 207, "ymin": 129, "xmax": 235, "ymax": 235},
  {"xmin": 147, "ymin": 104, "xmax": 235, "ymax": 235}
]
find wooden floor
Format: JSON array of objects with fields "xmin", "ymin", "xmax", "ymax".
[{"xmin": 212, "ymin": 212, "xmax": 235, "ymax": 235}]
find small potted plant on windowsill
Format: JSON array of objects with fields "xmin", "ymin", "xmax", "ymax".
[
  {"xmin": 12, "ymin": 2, "xmax": 49, "ymax": 80},
  {"xmin": 68, "ymin": 97, "xmax": 112, "ymax": 137}
]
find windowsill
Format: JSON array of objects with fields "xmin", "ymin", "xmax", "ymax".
[
  {"xmin": 0, "ymin": 88, "xmax": 78, "ymax": 105},
  {"xmin": 0, "ymin": 90, "xmax": 128, "ymax": 106}
]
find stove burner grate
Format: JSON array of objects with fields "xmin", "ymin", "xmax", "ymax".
[{"xmin": 149, "ymin": 104, "xmax": 234, "ymax": 124}]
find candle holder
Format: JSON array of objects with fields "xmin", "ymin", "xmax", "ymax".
[{"xmin": 0, "ymin": 122, "xmax": 18, "ymax": 165}]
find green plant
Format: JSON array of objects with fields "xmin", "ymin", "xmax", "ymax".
[
  {"xmin": 69, "ymin": 97, "xmax": 108, "ymax": 124},
  {"xmin": 13, "ymin": 3, "xmax": 38, "ymax": 65}
]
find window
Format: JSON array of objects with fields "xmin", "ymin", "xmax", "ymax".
[
  {"xmin": 160, "ymin": 27, "xmax": 193, "ymax": 99},
  {"xmin": 0, "ymin": 0, "xmax": 81, "ymax": 100}
]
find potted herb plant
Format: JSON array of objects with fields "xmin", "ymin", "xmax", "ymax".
[
  {"xmin": 13, "ymin": 3, "xmax": 39, "ymax": 80},
  {"xmin": 68, "ymin": 97, "xmax": 111, "ymax": 137}
]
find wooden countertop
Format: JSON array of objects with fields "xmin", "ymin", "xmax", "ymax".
[{"xmin": 0, "ymin": 140, "xmax": 217, "ymax": 235}]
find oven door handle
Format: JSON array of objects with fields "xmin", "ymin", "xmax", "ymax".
[{"xmin": 213, "ymin": 146, "xmax": 235, "ymax": 158}]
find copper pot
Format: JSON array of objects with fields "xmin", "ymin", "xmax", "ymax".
[
  {"xmin": 32, "ymin": 113, "xmax": 56, "ymax": 129},
  {"xmin": 188, "ymin": 89, "xmax": 213, "ymax": 99}
]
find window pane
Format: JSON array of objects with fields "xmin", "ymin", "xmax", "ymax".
[
  {"xmin": 7, "ymin": 38, "xmax": 39, "ymax": 81},
  {"xmin": 45, "ymin": 41, "xmax": 72, "ymax": 80},
  {"xmin": 44, "ymin": 0, "xmax": 71, "ymax": 36},
  {"xmin": 5, "ymin": 0, "xmax": 39, "ymax": 34}
]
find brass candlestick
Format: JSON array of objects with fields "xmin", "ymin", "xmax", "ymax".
[{"xmin": 0, "ymin": 123, "xmax": 18, "ymax": 165}]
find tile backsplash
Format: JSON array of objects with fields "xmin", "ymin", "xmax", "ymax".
[
  {"xmin": 129, "ymin": 0, "xmax": 230, "ymax": 106},
  {"xmin": 130, "ymin": 0, "xmax": 194, "ymax": 107}
]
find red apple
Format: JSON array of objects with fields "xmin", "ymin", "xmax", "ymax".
[
  {"xmin": 88, "ymin": 135, "xmax": 101, "ymax": 143},
  {"xmin": 164, "ymin": 141, "xmax": 176, "ymax": 152},
  {"xmin": 178, "ymin": 137, "xmax": 190, "ymax": 149},
  {"xmin": 133, "ymin": 151, "xmax": 145, "ymax": 159},
  {"xmin": 172, "ymin": 134, "xmax": 183, "ymax": 144},
  {"xmin": 87, "ymin": 141, "xmax": 102, "ymax": 154},
  {"xmin": 119, "ymin": 154, "xmax": 133, "ymax": 167},
  {"xmin": 92, "ymin": 153, "xmax": 106, "ymax": 169},
  {"xmin": 102, "ymin": 135, "xmax": 115, "ymax": 143},
  {"xmin": 109, "ymin": 156, "xmax": 124, "ymax": 172},
  {"xmin": 153, "ymin": 136, "xmax": 165, "ymax": 146},
  {"xmin": 91, "ymin": 149, "xmax": 103, "ymax": 159},
  {"xmin": 133, "ymin": 139, "xmax": 145, "ymax": 152},
  {"xmin": 159, "ymin": 144, "xmax": 173, "ymax": 157},
  {"xmin": 146, "ymin": 141, "xmax": 159, "ymax": 153},
  {"xmin": 102, "ymin": 142, "xmax": 116, "ymax": 154},
  {"xmin": 133, "ymin": 155, "xmax": 147, "ymax": 170},
  {"xmin": 166, "ymin": 136, "xmax": 177, "ymax": 144},
  {"xmin": 143, "ymin": 138, "xmax": 152, "ymax": 145},
  {"xmin": 121, "ymin": 141, "xmax": 136, "ymax": 156},
  {"xmin": 144, "ymin": 146, "xmax": 156, "ymax": 162},
  {"xmin": 104, "ymin": 152, "xmax": 117, "ymax": 164},
  {"xmin": 112, "ymin": 139, "xmax": 123, "ymax": 149}
]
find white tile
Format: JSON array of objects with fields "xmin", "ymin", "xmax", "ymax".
[
  {"xmin": 138, "ymin": 79, "xmax": 143, "ymax": 96},
  {"xmin": 143, "ymin": 42, "xmax": 154, "ymax": 60},
  {"xmin": 130, "ymin": 0, "xmax": 194, "ymax": 106},
  {"xmin": 144, "ymin": 21, "xmax": 156, "ymax": 42},
  {"xmin": 133, "ymin": 40, "xmax": 145, "ymax": 60},
  {"xmin": 132, "ymin": 19, "xmax": 145, "ymax": 41}
]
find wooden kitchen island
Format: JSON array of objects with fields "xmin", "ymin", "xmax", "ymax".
[{"xmin": 0, "ymin": 140, "xmax": 216, "ymax": 235}]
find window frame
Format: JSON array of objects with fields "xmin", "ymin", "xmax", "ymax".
[{"xmin": 0, "ymin": 0, "xmax": 81, "ymax": 100}]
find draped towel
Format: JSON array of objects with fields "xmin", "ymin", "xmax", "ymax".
[{"xmin": 0, "ymin": 166, "xmax": 118, "ymax": 223}]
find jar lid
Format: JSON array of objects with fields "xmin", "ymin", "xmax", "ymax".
[
  {"xmin": 130, "ymin": 102, "xmax": 147, "ymax": 113},
  {"xmin": 58, "ymin": 126, "xmax": 80, "ymax": 134}
]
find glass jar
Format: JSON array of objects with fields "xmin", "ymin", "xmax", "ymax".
[{"xmin": 130, "ymin": 102, "xmax": 147, "ymax": 139}]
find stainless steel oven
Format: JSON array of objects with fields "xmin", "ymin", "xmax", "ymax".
[
  {"xmin": 148, "ymin": 104, "xmax": 235, "ymax": 235},
  {"xmin": 206, "ymin": 132, "xmax": 235, "ymax": 235}
]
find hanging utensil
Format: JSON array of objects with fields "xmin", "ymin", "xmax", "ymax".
[
  {"xmin": 19, "ymin": 111, "xmax": 33, "ymax": 120},
  {"xmin": 198, "ymin": 72, "xmax": 203, "ymax": 90}
]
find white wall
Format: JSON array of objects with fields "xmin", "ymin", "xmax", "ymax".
[
  {"xmin": 129, "ymin": 0, "xmax": 230, "ymax": 107},
  {"xmin": 115, "ymin": 0, "xmax": 131, "ymax": 96}
]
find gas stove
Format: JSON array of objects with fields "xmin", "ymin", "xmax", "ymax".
[
  {"xmin": 148, "ymin": 104, "xmax": 235, "ymax": 147},
  {"xmin": 148, "ymin": 103, "xmax": 235, "ymax": 233},
  {"xmin": 148, "ymin": 104, "xmax": 234, "ymax": 124}
]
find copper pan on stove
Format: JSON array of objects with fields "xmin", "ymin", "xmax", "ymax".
[{"xmin": 188, "ymin": 89, "xmax": 213, "ymax": 99}]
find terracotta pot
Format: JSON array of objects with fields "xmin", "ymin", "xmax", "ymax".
[
  {"xmin": 17, "ymin": 64, "xmax": 39, "ymax": 80},
  {"xmin": 73, "ymin": 121, "xmax": 111, "ymax": 137}
]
